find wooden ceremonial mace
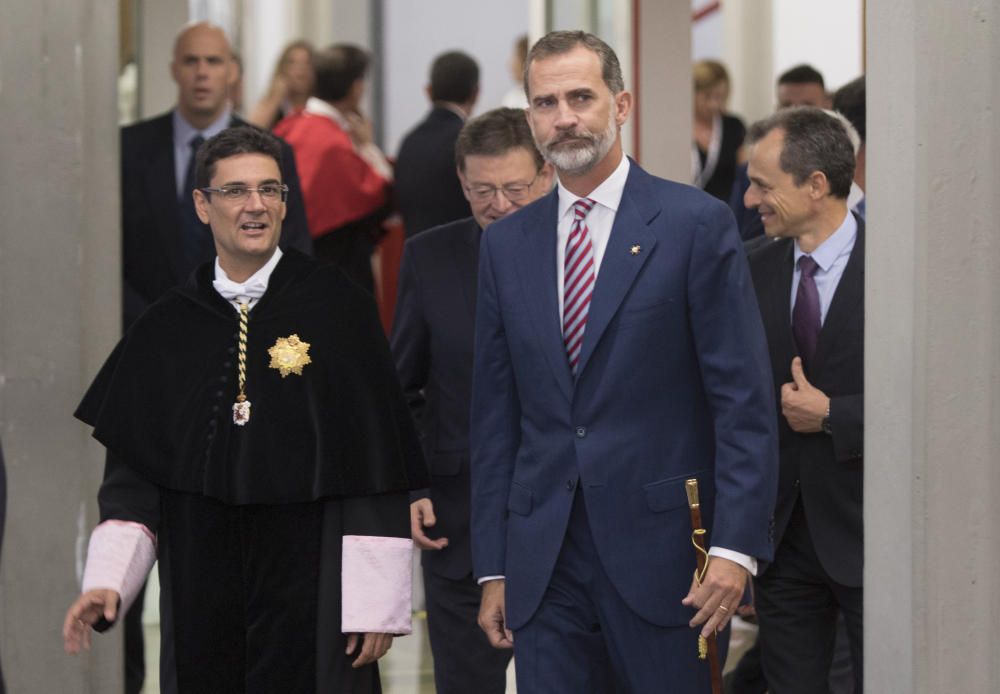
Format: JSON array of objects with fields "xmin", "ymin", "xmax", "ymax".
[{"xmin": 686, "ymin": 478, "xmax": 723, "ymax": 694}]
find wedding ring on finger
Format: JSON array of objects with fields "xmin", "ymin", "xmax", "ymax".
[{"xmin": 717, "ymin": 604, "xmax": 730, "ymax": 613}]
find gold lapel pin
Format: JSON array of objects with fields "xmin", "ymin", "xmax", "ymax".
[{"xmin": 630, "ymin": 244, "xmax": 641, "ymax": 256}]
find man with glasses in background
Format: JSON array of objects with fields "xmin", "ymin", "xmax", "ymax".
[
  {"xmin": 391, "ymin": 107, "xmax": 553, "ymax": 694},
  {"xmin": 65, "ymin": 127, "xmax": 425, "ymax": 693}
]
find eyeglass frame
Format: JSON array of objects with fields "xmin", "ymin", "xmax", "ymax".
[
  {"xmin": 200, "ymin": 184, "xmax": 290, "ymax": 204},
  {"xmin": 463, "ymin": 170, "xmax": 543, "ymax": 203}
]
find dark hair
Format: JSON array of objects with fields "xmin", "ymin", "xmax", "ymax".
[
  {"xmin": 833, "ymin": 76, "xmax": 865, "ymax": 143},
  {"xmin": 313, "ymin": 44, "xmax": 369, "ymax": 102},
  {"xmin": 746, "ymin": 107, "xmax": 855, "ymax": 199},
  {"xmin": 455, "ymin": 107, "xmax": 544, "ymax": 172},
  {"xmin": 777, "ymin": 64, "xmax": 825, "ymax": 89},
  {"xmin": 429, "ymin": 51, "xmax": 479, "ymax": 103},
  {"xmin": 195, "ymin": 126, "xmax": 283, "ymax": 189},
  {"xmin": 524, "ymin": 31, "xmax": 624, "ymax": 98}
]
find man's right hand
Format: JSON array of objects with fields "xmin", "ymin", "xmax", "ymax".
[
  {"xmin": 478, "ymin": 579, "xmax": 513, "ymax": 649},
  {"xmin": 63, "ymin": 589, "xmax": 120, "ymax": 654},
  {"xmin": 410, "ymin": 498, "xmax": 448, "ymax": 550}
]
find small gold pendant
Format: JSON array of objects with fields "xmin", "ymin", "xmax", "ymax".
[
  {"xmin": 268, "ymin": 334, "xmax": 312, "ymax": 377},
  {"xmin": 232, "ymin": 399, "xmax": 252, "ymax": 426}
]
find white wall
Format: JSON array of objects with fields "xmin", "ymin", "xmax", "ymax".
[
  {"xmin": 772, "ymin": 0, "xmax": 863, "ymax": 93},
  {"xmin": 382, "ymin": 0, "xmax": 531, "ymax": 157}
]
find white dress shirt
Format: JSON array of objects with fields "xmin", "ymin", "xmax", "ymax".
[
  {"xmin": 212, "ymin": 247, "xmax": 283, "ymax": 312},
  {"xmin": 555, "ymin": 154, "xmax": 630, "ymax": 322}
]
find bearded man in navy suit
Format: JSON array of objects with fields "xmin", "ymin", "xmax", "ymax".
[{"xmin": 470, "ymin": 31, "xmax": 778, "ymax": 692}]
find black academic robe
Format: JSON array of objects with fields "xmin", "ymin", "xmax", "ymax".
[{"xmin": 78, "ymin": 250, "xmax": 427, "ymax": 693}]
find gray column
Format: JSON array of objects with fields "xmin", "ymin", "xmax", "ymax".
[
  {"xmin": 0, "ymin": 1, "xmax": 121, "ymax": 692},
  {"xmin": 633, "ymin": 0, "xmax": 690, "ymax": 182},
  {"xmin": 867, "ymin": 2, "xmax": 1000, "ymax": 692}
]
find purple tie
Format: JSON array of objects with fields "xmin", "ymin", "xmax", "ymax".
[{"xmin": 792, "ymin": 255, "xmax": 821, "ymax": 368}]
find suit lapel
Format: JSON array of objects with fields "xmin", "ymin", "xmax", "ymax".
[
  {"xmin": 145, "ymin": 115, "xmax": 183, "ymax": 278},
  {"xmin": 574, "ymin": 164, "xmax": 659, "ymax": 379},
  {"xmin": 811, "ymin": 219, "xmax": 865, "ymax": 374},
  {"xmin": 454, "ymin": 219, "xmax": 480, "ymax": 322},
  {"xmin": 763, "ymin": 240, "xmax": 798, "ymax": 381},
  {"xmin": 517, "ymin": 191, "xmax": 573, "ymax": 402}
]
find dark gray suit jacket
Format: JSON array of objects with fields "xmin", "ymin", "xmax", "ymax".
[
  {"xmin": 747, "ymin": 216, "xmax": 865, "ymax": 586},
  {"xmin": 393, "ymin": 107, "xmax": 471, "ymax": 237},
  {"xmin": 390, "ymin": 217, "xmax": 480, "ymax": 578}
]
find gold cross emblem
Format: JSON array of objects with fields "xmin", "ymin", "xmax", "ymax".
[{"xmin": 630, "ymin": 244, "xmax": 641, "ymax": 256}]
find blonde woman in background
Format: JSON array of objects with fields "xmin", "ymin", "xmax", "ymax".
[
  {"xmin": 692, "ymin": 59, "xmax": 746, "ymax": 201},
  {"xmin": 248, "ymin": 40, "xmax": 316, "ymax": 129}
]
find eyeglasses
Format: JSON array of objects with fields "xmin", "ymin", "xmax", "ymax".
[
  {"xmin": 201, "ymin": 184, "xmax": 289, "ymax": 203},
  {"xmin": 465, "ymin": 172, "xmax": 541, "ymax": 203}
]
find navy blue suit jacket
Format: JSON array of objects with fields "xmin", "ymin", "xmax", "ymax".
[
  {"xmin": 391, "ymin": 217, "xmax": 480, "ymax": 579},
  {"xmin": 470, "ymin": 160, "xmax": 779, "ymax": 630}
]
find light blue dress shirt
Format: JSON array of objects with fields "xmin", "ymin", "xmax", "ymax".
[
  {"xmin": 791, "ymin": 211, "xmax": 858, "ymax": 326},
  {"xmin": 172, "ymin": 107, "xmax": 232, "ymax": 199}
]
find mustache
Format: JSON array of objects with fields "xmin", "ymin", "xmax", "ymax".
[{"xmin": 549, "ymin": 130, "xmax": 597, "ymax": 147}]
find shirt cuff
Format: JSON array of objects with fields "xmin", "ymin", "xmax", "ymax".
[
  {"xmin": 81, "ymin": 520, "xmax": 157, "ymax": 616},
  {"xmin": 708, "ymin": 547, "xmax": 757, "ymax": 576},
  {"xmin": 477, "ymin": 575, "xmax": 505, "ymax": 585},
  {"xmin": 342, "ymin": 535, "xmax": 414, "ymax": 634}
]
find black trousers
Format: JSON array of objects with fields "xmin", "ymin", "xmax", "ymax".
[
  {"xmin": 755, "ymin": 499, "xmax": 863, "ymax": 694},
  {"xmin": 423, "ymin": 566, "xmax": 512, "ymax": 694}
]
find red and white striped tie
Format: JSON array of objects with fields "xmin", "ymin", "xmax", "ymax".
[{"xmin": 563, "ymin": 198, "xmax": 596, "ymax": 375}]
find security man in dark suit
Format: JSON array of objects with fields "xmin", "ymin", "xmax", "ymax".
[
  {"xmin": 121, "ymin": 22, "xmax": 310, "ymax": 329},
  {"xmin": 391, "ymin": 108, "xmax": 553, "ymax": 694},
  {"xmin": 393, "ymin": 51, "xmax": 480, "ymax": 238},
  {"xmin": 744, "ymin": 107, "xmax": 865, "ymax": 694},
  {"xmin": 117, "ymin": 22, "xmax": 311, "ymax": 692}
]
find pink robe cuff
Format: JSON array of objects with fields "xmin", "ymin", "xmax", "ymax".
[
  {"xmin": 341, "ymin": 535, "xmax": 413, "ymax": 634},
  {"xmin": 81, "ymin": 520, "xmax": 156, "ymax": 616}
]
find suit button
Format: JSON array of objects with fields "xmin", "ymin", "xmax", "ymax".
[
  {"xmin": 216, "ymin": 390, "xmax": 224, "ymax": 398},
  {"xmin": 211, "ymin": 404, "xmax": 219, "ymax": 413},
  {"xmin": 228, "ymin": 346, "xmax": 237, "ymax": 355},
  {"xmin": 576, "ymin": 426, "xmax": 587, "ymax": 438},
  {"xmin": 566, "ymin": 480, "xmax": 576, "ymax": 491},
  {"xmin": 794, "ymin": 479, "xmax": 800, "ymax": 487},
  {"xmin": 223, "ymin": 361, "xmax": 232, "ymax": 369}
]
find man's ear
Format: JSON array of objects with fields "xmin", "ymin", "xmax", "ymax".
[
  {"xmin": 807, "ymin": 170, "xmax": 830, "ymax": 199},
  {"xmin": 614, "ymin": 90, "xmax": 633, "ymax": 126},
  {"xmin": 194, "ymin": 189, "xmax": 211, "ymax": 224}
]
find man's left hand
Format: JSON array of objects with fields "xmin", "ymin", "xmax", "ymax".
[
  {"xmin": 780, "ymin": 357, "xmax": 830, "ymax": 433},
  {"xmin": 346, "ymin": 632, "xmax": 393, "ymax": 668},
  {"xmin": 681, "ymin": 557, "xmax": 747, "ymax": 638}
]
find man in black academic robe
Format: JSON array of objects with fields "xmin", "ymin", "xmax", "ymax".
[{"xmin": 63, "ymin": 126, "xmax": 426, "ymax": 694}]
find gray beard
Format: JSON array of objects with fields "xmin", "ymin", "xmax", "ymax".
[{"xmin": 539, "ymin": 114, "xmax": 618, "ymax": 177}]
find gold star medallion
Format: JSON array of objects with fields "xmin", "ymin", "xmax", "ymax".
[
  {"xmin": 630, "ymin": 244, "xmax": 641, "ymax": 255},
  {"xmin": 268, "ymin": 334, "xmax": 312, "ymax": 377}
]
